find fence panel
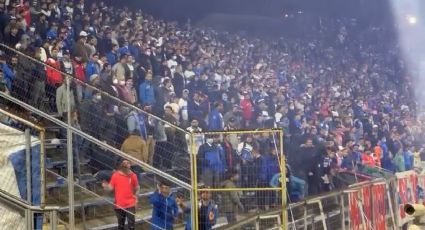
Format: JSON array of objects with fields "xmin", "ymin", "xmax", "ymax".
[
  {"xmin": 0, "ymin": 44, "xmax": 193, "ymax": 188},
  {"xmin": 191, "ymin": 129, "xmax": 286, "ymax": 230}
]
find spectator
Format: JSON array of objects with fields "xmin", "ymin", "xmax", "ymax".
[
  {"xmin": 55, "ymin": 80, "xmax": 76, "ymax": 119},
  {"xmin": 102, "ymin": 158, "xmax": 139, "ymax": 230},
  {"xmin": 121, "ymin": 130, "xmax": 148, "ymax": 164},
  {"xmin": 78, "ymin": 90, "xmax": 103, "ymax": 138},
  {"xmin": 220, "ymin": 170, "xmax": 244, "ymax": 224},
  {"xmin": 208, "ymin": 101, "xmax": 224, "ymax": 131},
  {"xmin": 73, "ymin": 31, "xmax": 89, "ymax": 63},
  {"xmin": 112, "ymin": 54, "xmax": 127, "ymax": 83},
  {"xmin": 45, "ymin": 46, "xmax": 62, "ymax": 111},
  {"xmin": 149, "ymin": 180, "xmax": 179, "ymax": 230},
  {"xmin": 106, "ymin": 43, "xmax": 119, "ymax": 65},
  {"xmin": 0, "ymin": 53, "xmax": 14, "ymax": 93},
  {"xmin": 198, "ymin": 135, "xmax": 225, "ymax": 188},
  {"xmin": 85, "ymin": 53, "xmax": 100, "ymax": 82},
  {"xmin": 237, "ymin": 135, "xmax": 255, "ymax": 188},
  {"xmin": 138, "ymin": 72, "xmax": 155, "ymax": 106}
]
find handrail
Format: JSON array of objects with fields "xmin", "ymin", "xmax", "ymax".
[
  {"xmin": 0, "ymin": 44, "xmax": 189, "ymax": 134},
  {"xmin": 0, "ymin": 92, "xmax": 192, "ymax": 190},
  {"xmin": 0, "ymin": 188, "xmax": 59, "ymax": 212},
  {"xmin": 217, "ymin": 177, "xmax": 393, "ymax": 230},
  {"xmin": 0, "ymin": 108, "xmax": 45, "ymax": 131}
]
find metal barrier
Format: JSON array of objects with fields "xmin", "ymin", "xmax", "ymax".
[
  {"xmin": 218, "ymin": 179, "xmax": 397, "ymax": 230},
  {"xmin": 0, "ymin": 44, "xmax": 290, "ymax": 230},
  {"xmin": 0, "ymin": 109, "xmax": 58, "ymax": 229},
  {"xmin": 189, "ymin": 130, "xmax": 287, "ymax": 230},
  {"xmin": 0, "ymin": 188, "xmax": 59, "ymax": 230},
  {"xmin": 0, "ymin": 43, "xmax": 195, "ymax": 229}
]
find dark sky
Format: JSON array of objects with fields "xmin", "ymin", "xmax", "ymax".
[{"xmin": 103, "ymin": 0, "xmax": 393, "ymax": 26}]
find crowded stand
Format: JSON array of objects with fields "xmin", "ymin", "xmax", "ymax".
[{"xmin": 0, "ymin": 1, "xmax": 425, "ymax": 227}]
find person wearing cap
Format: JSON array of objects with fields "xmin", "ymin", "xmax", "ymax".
[
  {"xmin": 102, "ymin": 158, "xmax": 139, "ymax": 230},
  {"xmin": 149, "ymin": 180, "xmax": 179, "ymax": 230},
  {"xmin": 73, "ymin": 30, "xmax": 89, "ymax": 63},
  {"xmin": 84, "ymin": 74, "xmax": 100, "ymax": 99},
  {"xmin": 208, "ymin": 101, "xmax": 224, "ymax": 131}
]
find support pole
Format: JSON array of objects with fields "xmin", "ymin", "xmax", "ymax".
[
  {"xmin": 340, "ymin": 193, "xmax": 346, "ymax": 230},
  {"xmin": 66, "ymin": 76, "xmax": 75, "ymax": 229},
  {"xmin": 25, "ymin": 128, "xmax": 31, "ymax": 203},
  {"xmin": 190, "ymin": 133, "xmax": 199, "ymax": 230},
  {"xmin": 280, "ymin": 131, "xmax": 287, "ymax": 230},
  {"xmin": 40, "ymin": 131, "xmax": 46, "ymax": 208}
]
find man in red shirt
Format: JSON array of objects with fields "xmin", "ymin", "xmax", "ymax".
[{"xmin": 102, "ymin": 158, "xmax": 140, "ymax": 230}]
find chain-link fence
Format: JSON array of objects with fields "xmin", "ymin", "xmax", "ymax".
[
  {"xmin": 0, "ymin": 43, "xmax": 193, "ymax": 186},
  {"xmin": 189, "ymin": 130, "xmax": 287, "ymax": 229},
  {"xmin": 0, "ymin": 108, "xmax": 59, "ymax": 229}
]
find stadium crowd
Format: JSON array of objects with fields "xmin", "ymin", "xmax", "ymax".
[{"xmin": 1, "ymin": 1, "xmax": 425, "ymax": 228}]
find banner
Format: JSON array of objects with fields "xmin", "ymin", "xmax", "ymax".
[
  {"xmin": 372, "ymin": 183, "xmax": 386, "ymax": 230},
  {"xmin": 348, "ymin": 190, "xmax": 361, "ymax": 230},
  {"xmin": 395, "ymin": 170, "xmax": 416, "ymax": 226},
  {"xmin": 418, "ymin": 174, "xmax": 425, "ymax": 204},
  {"xmin": 361, "ymin": 185, "xmax": 372, "ymax": 229}
]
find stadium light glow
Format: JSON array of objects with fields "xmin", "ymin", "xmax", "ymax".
[{"xmin": 407, "ymin": 15, "xmax": 417, "ymax": 25}]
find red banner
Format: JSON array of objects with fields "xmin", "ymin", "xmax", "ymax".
[
  {"xmin": 418, "ymin": 175, "xmax": 425, "ymax": 204},
  {"xmin": 372, "ymin": 183, "xmax": 386, "ymax": 230},
  {"xmin": 395, "ymin": 171, "xmax": 417, "ymax": 226},
  {"xmin": 348, "ymin": 190, "xmax": 361, "ymax": 230},
  {"xmin": 361, "ymin": 186, "xmax": 372, "ymax": 229}
]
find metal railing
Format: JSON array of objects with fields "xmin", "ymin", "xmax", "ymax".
[
  {"xmin": 0, "ymin": 188, "xmax": 59, "ymax": 230},
  {"xmin": 216, "ymin": 178, "xmax": 397, "ymax": 230}
]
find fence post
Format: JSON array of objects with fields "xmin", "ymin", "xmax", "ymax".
[
  {"xmin": 340, "ymin": 192, "xmax": 346, "ymax": 230},
  {"xmin": 66, "ymin": 76, "xmax": 75, "ymax": 229},
  {"xmin": 190, "ymin": 133, "xmax": 198, "ymax": 230},
  {"xmin": 387, "ymin": 180, "xmax": 397, "ymax": 230},
  {"xmin": 303, "ymin": 203, "xmax": 308, "ymax": 230},
  {"xmin": 39, "ymin": 130, "xmax": 46, "ymax": 209},
  {"xmin": 25, "ymin": 128, "xmax": 31, "ymax": 204},
  {"xmin": 279, "ymin": 131, "xmax": 287, "ymax": 230}
]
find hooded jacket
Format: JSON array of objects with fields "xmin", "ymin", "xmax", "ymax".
[{"xmin": 149, "ymin": 191, "xmax": 179, "ymax": 230}]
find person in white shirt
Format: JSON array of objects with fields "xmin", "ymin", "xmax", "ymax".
[
  {"xmin": 179, "ymin": 89, "xmax": 190, "ymax": 127},
  {"xmin": 164, "ymin": 92, "xmax": 180, "ymax": 121},
  {"xmin": 186, "ymin": 119, "xmax": 204, "ymax": 156},
  {"xmin": 184, "ymin": 63, "xmax": 195, "ymax": 84},
  {"xmin": 167, "ymin": 55, "xmax": 178, "ymax": 76}
]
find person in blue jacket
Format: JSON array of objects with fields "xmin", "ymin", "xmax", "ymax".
[
  {"xmin": 85, "ymin": 53, "xmax": 100, "ymax": 82},
  {"xmin": 138, "ymin": 73, "xmax": 155, "ymax": 105},
  {"xmin": 0, "ymin": 54, "xmax": 15, "ymax": 93},
  {"xmin": 197, "ymin": 135, "xmax": 226, "ymax": 188},
  {"xmin": 176, "ymin": 186, "xmax": 218, "ymax": 230},
  {"xmin": 106, "ymin": 44, "xmax": 119, "ymax": 65},
  {"xmin": 149, "ymin": 180, "xmax": 179, "ymax": 230},
  {"xmin": 208, "ymin": 101, "xmax": 224, "ymax": 131}
]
